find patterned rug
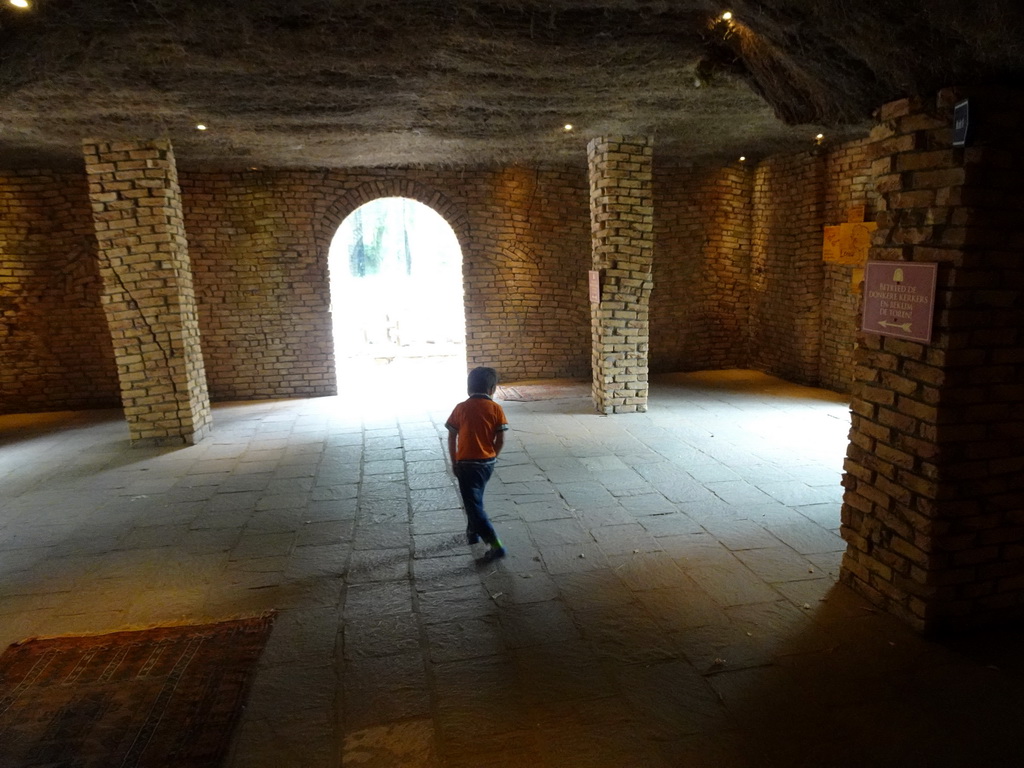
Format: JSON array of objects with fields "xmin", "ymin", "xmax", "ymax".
[
  {"xmin": 0, "ymin": 615, "xmax": 276, "ymax": 768},
  {"xmin": 497, "ymin": 380, "xmax": 591, "ymax": 401}
]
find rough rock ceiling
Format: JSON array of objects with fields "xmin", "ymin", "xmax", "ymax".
[{"xmin": 1, "ymin": 0, "xmax": 1022, "ymax": 170}]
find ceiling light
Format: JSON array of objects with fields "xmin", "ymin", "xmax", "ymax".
[
  {"xmin": 563, "ymin": 124, "xmax": 574, "ymax": 132},
  {"xmin": 739, "ymin": 156, "xmax": 746, "ymax": 162},
  {"xmin": 196, "ymin": 124, "xmax": 208, "ymax": 131},
  {"xmin": 721, "ymin": 11, "xmax": 733, "ymax": 21},
  {"xmin": 815, "ymin": 133, "xmax": 824, "ymax": 140},
  {"xmin": 10, "ymin": 0, "xmax": 30, "ymax": 8}
]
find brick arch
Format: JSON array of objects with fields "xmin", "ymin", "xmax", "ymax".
[{"xmin": 314, "ymin": 179, "xmax": 470, "ymax": 259}]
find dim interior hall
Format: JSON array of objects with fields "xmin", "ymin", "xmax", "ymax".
[{"xmin": 2, "ymin": 1, "xmax": 1024, "ymax": 765}]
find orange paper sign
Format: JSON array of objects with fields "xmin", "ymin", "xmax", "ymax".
[
  {"xmin": 823, "ymin": 221, "xmax": 876, "ymax": 265},
  {"xmin": 822, "ymin": 225, "xmax": 842, "ymax": 263}
]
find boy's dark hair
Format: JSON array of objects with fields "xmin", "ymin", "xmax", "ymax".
[{"xmin": 467, "ymin": 366, "xmax": 498, "ymax": 395}]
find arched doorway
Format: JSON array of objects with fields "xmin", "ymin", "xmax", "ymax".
[{"xmin": 328, "ymin": 197, "xmax": 466, "ymax": 406}]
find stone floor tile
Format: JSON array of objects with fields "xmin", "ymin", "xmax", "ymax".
[
  {"xmin": 342, "ymin": 612, "xmax": 421, "ymax": 659},
  {"xmin": 230, "ymin": 530, "xmax": 298, "ymax": 559},
  {"xmin": 616, "ymin": 659, "xmax": 733, "ymax": 737},
  {"xmin": 529, "ymin": 696, "xmax": 673, "ymax": 768},
  {"xmin": 510, "ymin": 499, "xmax": 573, "ymax": 523},
  {"xmin": 698, "ymin": 516, "xmax": 778, "ymax": 551},
  {"xmin": 481, "ymin": 569, "xmax": 560, "ymax": 606},
  {"xmin": 341, "ymin": 653, "xmax": 433, "ymax": 730},
  {"xmin": 346, "ymin": 547, "xmax": 411, "ymax": 583},
  {"xmin": 498, "ymin": 601, "xmax": 581, "ymax": 648},
  {"xmin": 615, "ymin": 491, "xmax": 678, "ymax": 516},
  {"xmin": 590, "ymin": 522, "xmax": 661, "ymax": 555},
  {"xmin": 547, "ymin": 481, "xmax": 617, "ymax": 508},
  {"xmin": 552, "ymin": 569, "xmax": 637, "ymax": 611},
  {"xmin": 638, "ymin": 510, "xmax": 704, "ymax": 536},
  {"xmin": 413, "ymin": 553, "xmax": 483, "ymax": 592},
  {"xmin": 342, "ymin": 718, "xmax": 440, "ymax": 768},
  {"xmin": 527, "ymin": 517, "xmax": 593, "ymax": 546},
  {"xmin": 426, "ymin": 615, "xmax": 506, "ymax": 662},
  {"xmin": 410, "ymin": 509, "xmax": 463, "ymax": 537},
  {"xmin": 572, "ymin": 606, "xmax": 681, "ymax": 664},
  {"xmin": 763, "ymin": 519, "xmax": 846, "ymax": 554},
  {"xmin": 343, "ymin": 579, "xmax": 415, "ymax": 618},
  {"xmin": 684, "ymin": 557, "xmax": 783, "ymax": 607},
  {"xmin": 353, "ymin": 520, "xmax": 411, "ymax": 550},
  {"xmin": 7, "ymin": 370, "xmax": 1022, "ymax": 768},
  {"xmin": 731, "ymin": 545, "xmax": 819, "ymax": 583},
  {"xmin": 537, "ymin": 541, "xmax": 610, "ymax": 574}
]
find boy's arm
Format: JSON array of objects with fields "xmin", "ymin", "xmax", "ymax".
[
  {"xmin": 447, "ymin": 431, "xmax": 458, "ymax": 467},
  {"xmin": 492, "ymin": 429, "xmax": 504, "ymax": 457}
]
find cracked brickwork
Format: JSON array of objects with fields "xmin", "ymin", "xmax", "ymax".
[{"xmin": 83, "ymin": 139, "xmax": 211, "ymax": 445}]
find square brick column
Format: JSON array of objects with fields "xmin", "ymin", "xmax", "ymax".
[
  {"xmin": 588, "ymin": 136, "xmax": 654, "ymax": 414},
  {"xmin": 841, "ymin": 88, "xmax": 1024, "ymax": 632},
  {"xmin": 83, "ymin": 139, "xmax": 212, "ymax": 446}
]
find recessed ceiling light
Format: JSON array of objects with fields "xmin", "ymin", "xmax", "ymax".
[
  {"xmin": 739, "ymin": 156, "xmax": 746, "ymax": 162},
  {"xmin": 721, "ymin": 11, "xmax": 733, "ymax": 21},
  {"xmin": 815, "ymin": 133, "xmax": 824, "ymax": 140},
  {"xmin": 10, "ymin": 0, "xmax": 30, "ymax": 8},
  {"xmin": 563, "ymin": 124, "xmax": 574, "ymax": 132},
  {"xmin": 196, "ymin": 124, "xmax": 208, "ymax": 131}
]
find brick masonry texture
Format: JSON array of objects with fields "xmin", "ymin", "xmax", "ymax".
[
  {"xmin": 749, "ymin": 152, "xmax": 826, "ymax": 385},
  {"xmin": 83, "ymin": 139, "xmax": 212, "ymax": 445},
  {"xmin": 652, "ymin": 162, "xmax": 752, "ymax": 372},
  {"xmin": 821, "ymin": 139, "xmax": 879, "ymax": 392},
  {"xmin": 588, "ymin": 137, "xmax": 654, "ymax": 414},
  {"xmin": 5, "ymin": 140, "xmax": 876, "ymax": 415},
  {"xmin": 651, "ymin": 144, "xmax": 875, "ymax": 389},
  {"xmin": 840, "ymin": 88, "xmax": 1024, "ymax": 631},
  {"xmin": 182, "ymin": 166, "xmax": 592, "ymax": 398},
  {"xmin": 0, "ymin": 170, "xmax": 119, "ymax": 412}
]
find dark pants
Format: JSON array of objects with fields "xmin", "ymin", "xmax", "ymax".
[{"xmin": 454, "ymin": 459, "xmax": 498, "ymax": 545}]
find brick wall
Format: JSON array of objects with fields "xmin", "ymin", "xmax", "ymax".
[
  {"xmin": 588, "ymin": 137, "xmax": 654, "ymax": 414},
  {"xmin": 0, "ymin": 170, "xmax": 119, "ymax": 413},
  {"xmin": 748, "ymin": 151, "xmax": 826, "ymax": 386},
  {"xmin": 180, "ymin": 171, "xmax": 336, "ymax": 401},
  {"xmin": 652, "ymin": 162, "xmax": 752, "ymax": 372},
  {"xmin": 841, "ymin": 88, "xmax": 1024, "ymax": 631},
  {"xmin": 744, "ymin": 142, "xmax": 876, "ymax": 392},
  {"xmin": 820, "ymin": 139, "xmax": 879, "ymax": 392},
  {"xmin": 84, "ymin": 139, "xmax": 211, "ymax": 445},
  {"xmin": 3, "ymin": 140, "xmax": 878, "ymax": 415},
  {"xmin": 182, "ymin": 166, "xmax": 592, "ymax": 397}
]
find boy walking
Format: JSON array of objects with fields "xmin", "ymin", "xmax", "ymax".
[{"xmin": 446, "ymin": 366, "xmax": 509, "ymax": 562}]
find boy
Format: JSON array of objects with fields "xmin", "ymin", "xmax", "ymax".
[{"xmin": 446, "ymin": 366, "xmax": 509, "ymax": 562}]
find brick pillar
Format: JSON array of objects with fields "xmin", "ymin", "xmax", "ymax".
[
  {"xmin": 841, "ymin": 88, "xmax": 1024, "ymax": 632},
  {"xmin": 83, "ymin": 139, "xmax": 212, "ymax": 446},
  {"xmin": 588, "ymin": 136, "xmax": 654, "ymax": 414}
]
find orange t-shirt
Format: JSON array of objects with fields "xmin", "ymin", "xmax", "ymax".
[{"xmin": 446, "ymin": 394, "xmax": 509, "ymax": 461}]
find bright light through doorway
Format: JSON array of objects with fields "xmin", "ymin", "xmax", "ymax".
[{"xmin": 329, "ymin": 197, "xmax": 467, "ymax": 408}]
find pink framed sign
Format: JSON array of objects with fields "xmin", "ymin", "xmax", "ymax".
[{"xmin": 861, "ymin": 261, "xmax": 938, "ymax": 343}]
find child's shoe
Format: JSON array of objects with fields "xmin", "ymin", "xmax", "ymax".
[{"xmin": 481, "ymin": 544, "xmax": 506, "ymax": 563}]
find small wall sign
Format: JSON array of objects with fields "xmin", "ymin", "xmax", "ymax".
[
  {"xmin": 823, "ymin": 222, "xmax": 876, "ymax": 265},
  {"xmin": 861, "ymin": 261, "xmax": 938, "ymax": 343},
  {"xmin": 588, "ymin": 269, "xmax": 601, "ymax": 304},
  {"xmin": 953, "ymin": 99, "xmax": 969, "ymax": 147}
]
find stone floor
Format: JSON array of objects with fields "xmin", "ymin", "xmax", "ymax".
[{"xmin": 2, "ymin": 369, "xmax": 1023, "ymax": 767}]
